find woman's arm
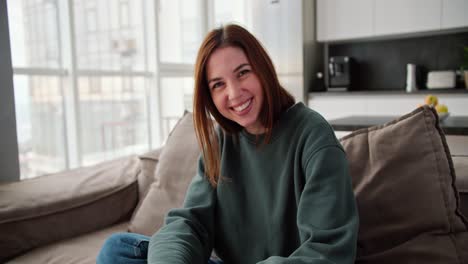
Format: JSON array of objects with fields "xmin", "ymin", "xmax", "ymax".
[
  {"xmin": 148, "ymin": 157, "xmax": 216, "ymax": 264},
  {"xmin": 259, "ymin": 145, "xmax": 359, "ymax": 264}
]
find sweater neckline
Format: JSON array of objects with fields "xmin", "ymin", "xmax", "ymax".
[{"xmin": 240, "ymin": 102, "xmax": 304, "ymax": 144}]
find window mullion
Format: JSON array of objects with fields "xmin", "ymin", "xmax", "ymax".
[
  {"xmin": 13, "ymin": 67, "xmax": 68, "ymax": 76},
  {"xmin": 159, "ymin": 63, "xmax": 194, "ymax": 74},
  {"xmin": 147, "ymin": 0, "xmax": 163, "ymax": 147},
  {"xmin": 76, "ymin": 69, "xmax": 153, "ymax": 77},
  {"xmin": 59, "ymin": 0, "xmax": 82, "ymax": 169}
]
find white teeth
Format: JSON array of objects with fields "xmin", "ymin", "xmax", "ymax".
[{"xmin": 233, "ymin": 99, "xmax": 251, "ymax": 112}]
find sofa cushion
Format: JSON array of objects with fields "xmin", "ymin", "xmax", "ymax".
[
  {"xmin": 128, "ymin": 112, "xmax": 200, "ymax": 236},
  {"xmin": 6, "ymin": 221, "xmax": 128, "ymax": 264},
  {"xmin": 0, "ymin": 156, "xmax": 140, "ymax": 262},
  {"xmin": 340, "ymin": 106, "xmax": 468, "ymax": 263}
]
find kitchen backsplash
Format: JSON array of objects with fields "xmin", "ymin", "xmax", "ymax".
[{"xmin": 328, "ymin": 31, "xmax": 468, "ymax": 91}]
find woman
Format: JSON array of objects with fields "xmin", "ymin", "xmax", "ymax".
[{"xmin": 98, "ymin": 24, "xmax": 358, "ymax": 264}]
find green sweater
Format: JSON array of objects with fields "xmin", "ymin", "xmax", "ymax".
[{"xmin": 149, "ymin": 102, "xmax": 358, "ymax": 264}]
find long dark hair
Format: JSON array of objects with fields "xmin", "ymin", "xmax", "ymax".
[{"xmin": 193, "ymin": 24, "xmax": 295, "ymax": 186}]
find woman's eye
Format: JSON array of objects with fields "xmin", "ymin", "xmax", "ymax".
[
  {"xmin": 238, "ymin": 69, "xmax": 250, "ymax": 77},
  {"xmin": 211, "ymin": 82, "xmax": 223, "ymax": 90}
]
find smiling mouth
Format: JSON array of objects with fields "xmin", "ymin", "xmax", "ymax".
[{"xmin": 232, "ymin": 98, "xmax": 252, "ymax": 113}]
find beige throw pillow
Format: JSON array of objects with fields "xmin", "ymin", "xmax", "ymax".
[
  {"xmin": 128, "ymin": 113, "xmax": 200, "ymax": 236},
  {"xmin": 135, "ymin": 148, "xmax": 163, "ymax": 205},
  {"xmin": 340, "ymin": 106, "xmax": 468, "ymax": 263}
]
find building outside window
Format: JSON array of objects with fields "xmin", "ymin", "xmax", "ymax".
[
  {"xmin": 73, "ymin": 0, "xmax": 150, "ymax": 166},
  {"xmin": 9, "ymin": 0, "xmax": 67, "ymax": 179}
]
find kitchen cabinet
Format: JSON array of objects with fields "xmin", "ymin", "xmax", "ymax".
[
  {"xmin": 374, "ymin": 0, "xmax": 441, "ymax": 35},
  {"xmin": 316, "ymin": 0, "xmax": 467, "ymax": 42},
  {"xmin": 442, "ymin": 0, "xmax": 468, "ymax": 29},
  {"xmin": 317, "ymin": 0, "xmax": 374, "ymax": 41}
]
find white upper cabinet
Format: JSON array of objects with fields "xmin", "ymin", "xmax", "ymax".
[
  {"xmin": 317, "ymin": 0, "xmax": 374, "ymax": 41},
  {"xmin": 441, "ymin": 0, "xmax": 468, "ymax": 29},
  {"xmin": 317, "ymin": 0, "xmax": 468, "ymax": 41},
  {"xmin": 374, "ymin": 0, "xmax": 441, "ymax": 35}
]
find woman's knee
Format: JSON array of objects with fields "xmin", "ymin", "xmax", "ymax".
[{"xmin": 97, "ymin": 232, "xmax": 150, "ymax": 264}]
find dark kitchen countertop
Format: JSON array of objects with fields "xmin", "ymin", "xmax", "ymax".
[{"xmin": 329, "ymin": 115, "xmax": 468, "ymax": 136}]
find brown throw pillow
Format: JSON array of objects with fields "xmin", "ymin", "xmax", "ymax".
[
  {"xmin": 340, "ymin": 106, "xmax": 468, "ymax": 263},
  {"xmin": 128, "ymin": 112, "xmax": 200, "ymax": 236}
]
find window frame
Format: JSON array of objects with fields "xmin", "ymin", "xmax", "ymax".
[{"xmin": 6, "ymin": 0, "xmax": 220, "ymax": 180}]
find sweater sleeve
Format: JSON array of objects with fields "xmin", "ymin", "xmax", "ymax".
[
  {"xmin": 148, "ymin": 157, "xmax": 216, "ymax": 264},
  {"xmin": 258, "ymin": 145, "xmax": 359, "ymax": 264}
]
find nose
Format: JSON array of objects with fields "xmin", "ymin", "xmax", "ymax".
[{"xmin": 227, "ymin": 79, "xmax": 242, "ymax": 100}]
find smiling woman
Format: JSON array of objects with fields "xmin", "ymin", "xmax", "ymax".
[
  {"xmin": 192, "ymin": 25, "xmax": 297, "ymax": 188},
  {"xmin": 98, "ymin": 24, "xmax": 359, "ymax": 264}
]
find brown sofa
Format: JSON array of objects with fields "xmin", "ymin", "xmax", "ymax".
[{"xmin": 1, "ymin": 106, "xmax": 467, "ymax": 263}]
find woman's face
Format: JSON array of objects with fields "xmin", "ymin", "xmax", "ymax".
[{"xmin": 206, "ymin": 46, "xmax": 265, "ymax": 134}]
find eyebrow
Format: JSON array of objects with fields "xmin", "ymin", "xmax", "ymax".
[
  {"xmin": 233, "ymin": 63, "xmax": 250, "ymax": 73},
  {"xmin": 207, "ymin": 63, "xmax": 251, "ymax": 85}
]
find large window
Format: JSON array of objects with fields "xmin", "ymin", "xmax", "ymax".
[
  {"xmin": 73, "ymin": 0, "xmax": 151, "ymax": 166},
  {"xmin": 9, "ymin": 0, "xmax": 67, "ymax": 179},
  {"xmin": 7, "ymin": 0, "xmax": 252, "ymax": 180},
  {"xmin": 158, "ymin": 0, "xmax": 203, "ymax": 138},
  {"xmin": 158, "ymin": 0, "xmax": 203, "ymax": 64},
  {"xmin": 13, "ymin": 75, "xmax": 67, "ymax": 178},
  {"xmin": 160, "ymin": 77, "xmax": 194, "ymax": 139},
  {"xmin": 214, "ymin": 0, "xmax": 250, "ymax": 28}
]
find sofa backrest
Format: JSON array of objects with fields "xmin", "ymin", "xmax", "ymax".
[
  {"xmin": 127, "ymin": 107, "xmax": 468, "ymax": 263},
  {"xmin": 0, "ymin": 155, "xmax": 141, "ymax": 262}
]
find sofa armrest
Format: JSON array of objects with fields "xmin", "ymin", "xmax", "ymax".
[{"xmin": 0, "ymin": 155, "xmax": 140, "ymax": 262}]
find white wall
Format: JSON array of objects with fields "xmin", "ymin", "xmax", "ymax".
[{"xmin": 249, "ymin": 0, "xmax": 304, "ymax": 102}]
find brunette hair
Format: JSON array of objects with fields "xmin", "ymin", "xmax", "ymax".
[{"xmin": 193, "ymin": 24, "xmax": 295, "ymax": 186}]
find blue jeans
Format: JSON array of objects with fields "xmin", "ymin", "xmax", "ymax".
[{"xmin": 97, "ymin": 232, "xmax": 223, "ymax": 264}]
